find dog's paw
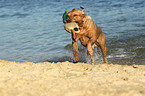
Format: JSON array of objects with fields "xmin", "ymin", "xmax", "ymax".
[
  {"xmin": 73, "ymin": 60, "xmax": 78, "ymax": 63},
  {"xmin": 73, "ymin": 58, "xmax": 79, "ymax": 63}
]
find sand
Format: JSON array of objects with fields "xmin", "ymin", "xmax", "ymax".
[{"xmin": 0, "ymin": 60, "xmax": 145, "ymax": 96}]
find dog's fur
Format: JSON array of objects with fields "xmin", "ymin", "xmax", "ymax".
[{"xmin": 66, "ymin": 7, "xmax": 107, "ymax": 64}]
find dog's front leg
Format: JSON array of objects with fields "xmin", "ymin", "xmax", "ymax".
[
  {"xmin": 72, "ymin": 34, "xmax": 80, "ymax": 63},
  {"xmin": 87, "ymin": 40, "xmax": 94, "ymax": 64},
  {"xmin": 72, "ymin": 40, "xmax": 79, "ymax": 63},
  {"xmin": 87, "ymin": 38, "xmax": 96, "ymax": 64}
]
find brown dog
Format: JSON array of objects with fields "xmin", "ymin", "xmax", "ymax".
[{"xmin": 65, "ymin": 7, "xmax": 107, "ymax": 64}]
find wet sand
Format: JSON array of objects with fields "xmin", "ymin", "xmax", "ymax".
[{"xmin": 0, "ymin": 60, "xmax": 145, "ymax": 96}]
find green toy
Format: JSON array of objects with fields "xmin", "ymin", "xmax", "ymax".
[{"xmin": 62, "ymin": 9, "xmax": 67, "ymax": 23}]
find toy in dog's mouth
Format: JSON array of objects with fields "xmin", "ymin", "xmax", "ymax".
[
  {"xmin": 64, "ymin": 22, "xmax": 81, "ymax": 33},
  {"xmin": 64, "ymin": 22, "xmax": 83, "ymax": 40}
]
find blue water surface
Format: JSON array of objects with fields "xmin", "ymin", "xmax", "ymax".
[{"xmin": 0, "ymin": 0, "xmax": 145, "ymax": 64}]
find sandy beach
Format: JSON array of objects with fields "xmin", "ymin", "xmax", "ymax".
[{"xmin": 0, "ymin": 60, "xmax": 145, "ymax": 96}]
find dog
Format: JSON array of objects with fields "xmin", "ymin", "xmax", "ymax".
[{"xmin": 65, "ymin": 7, "xmax": 107, "ymax": 64}]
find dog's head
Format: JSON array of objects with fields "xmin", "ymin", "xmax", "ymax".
[{"xmin": 66, "ymin": 7, "xmax": 86, "ymax": 27}]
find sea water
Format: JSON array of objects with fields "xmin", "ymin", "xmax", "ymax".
[{"xmin": 0, "ymin": 0, "xmax": 145, "ymax": 65}]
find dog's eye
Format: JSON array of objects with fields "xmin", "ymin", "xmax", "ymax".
[{"xmin": 74, "ymin": 14, "xmax": 77, "ymax": 17}]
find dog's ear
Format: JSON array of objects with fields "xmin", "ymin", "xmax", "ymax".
[
  {"xmin": 72, "ymin": 8, "xmax": 75, "ymax": 11},
  {"xmin": 80, "ymin": 6, "xmax": 84, "ymax": 10},
  {"xmin": 80, "ymin": 7, "xmax": 85, "ymax": 14},
  {"xmin": 81, "ymin": 9, "xmax": 85, "ymax": 13},
  {"xmin": 81, "ymin": 9, "xmax": 85, "ymax": 17}
]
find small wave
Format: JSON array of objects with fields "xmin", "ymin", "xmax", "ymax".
[
  {"xmin": 107, "ymin": 54, "xmax": 127, "ymax": 58},
  {"xmin": 0, "ymin": 13, "xmax": 30, "ymax": 18}
]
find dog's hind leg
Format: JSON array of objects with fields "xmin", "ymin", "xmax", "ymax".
[
  {"xmin": 101, "ymin": 45, "xmax": 107, "ymax": 64},
  {"xmin": 97, "ymin": 33, "xmax": 107, "ymax": 64}
]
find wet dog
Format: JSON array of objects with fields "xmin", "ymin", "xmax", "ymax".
[{"xmin": 65, "ymin": 7, "xmax": 107, "ymax": 64}]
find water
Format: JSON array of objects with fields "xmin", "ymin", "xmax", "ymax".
[{"xmin": 0, "ymin": 0, "xmax": 145, "ymax": 65}]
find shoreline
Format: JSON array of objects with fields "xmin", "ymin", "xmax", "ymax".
[{"xmin": 0, "ymin": 60, "xmax": 145, "ymax": 96}]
